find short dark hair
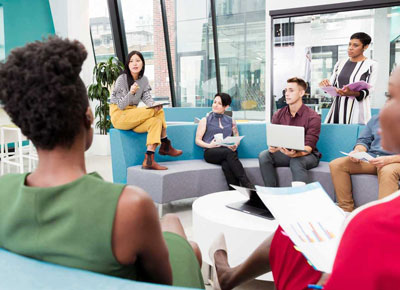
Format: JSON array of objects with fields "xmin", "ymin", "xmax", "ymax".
[
  {"xmin": 124, "ymin": 50, "xmax": 145, "ymax": 89},
  {"xmin": 350, "ymin": 32, "xmax": 372, "ymax": 47},
  {"xmin": 0, "ymin": 36, "xmax": 89, "ymax": 150},
  {"xmin": 215, "ymin": 93, "xmax": 232, "ymax": 107},
  {"xmin": 287, "ymin": 77, "xmax": 307, "ymax": 91}
]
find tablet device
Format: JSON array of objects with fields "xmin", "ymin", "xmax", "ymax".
[{"xmin": 146, "ymin": 102, "xmax": 170, "ymax": 109}]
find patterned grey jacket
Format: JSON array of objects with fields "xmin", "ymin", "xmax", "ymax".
[{"xmin": 110, "ymin": 74, "xmax": 154, "ymax": 110}]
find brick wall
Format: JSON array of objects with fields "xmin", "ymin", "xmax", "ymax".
[{"xmin": 153, "ymin": 0, "xmax": 176, "ymax": 101}]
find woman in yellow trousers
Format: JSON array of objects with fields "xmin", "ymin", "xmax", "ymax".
[{"xmin": 110, "ymin": 51, "xmax": 182, "ymax": 170}]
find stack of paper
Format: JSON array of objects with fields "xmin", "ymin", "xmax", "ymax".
[
  {"xmin": 340, "ymin": 151, "xmax": 374, "ymax": 162},
  {"xmin": 346, "ymin": 81, "xmax": 371, "ymax": 92},
  {"xmin": 256, "ymin": 183, "xmax": 346, "ymax": 273},
  {"xmin": 215, "ymin": 136, "xmax": 244, "ymax": 147},
  {"xmin": 322, "ymin": 81, "xmax": 371, "ymax": 97}
]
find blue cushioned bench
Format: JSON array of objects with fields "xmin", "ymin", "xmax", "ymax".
[
  {"xmin": 0, "ymin": 248, "xmax": 201, "ymax": 290},
  {"xmin": 110, "ymin": 121, "xmax": 379, "ymax": 208},
  {"xmin": 163, "ymin": 107, "xmax": 212, "ymax": 122}
]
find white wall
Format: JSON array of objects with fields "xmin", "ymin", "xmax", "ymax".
[
  {"xmin": 49, "ymin": 0, "xmax": 99, "ymax": 133},
  {"xmin": 265, "ymin": 0, "xmax": 363, "ymax": 121},
  {"xmin": 49, "ymin": 0, "xmax": 95, "ymax": 87},
  {"xmin": 273, "ymin": 46, "xmax": 296, "ymax": 99}
]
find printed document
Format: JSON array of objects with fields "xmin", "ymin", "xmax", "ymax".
[
  {"xmin": 340, "ymin": 151, "xmax": 374, "ymax": 162},
  {"xmin": 322, "ymin": 81, "xmax": 371, "ymax": 97},
  {"xmin": 256, "ymin": 183, "xmax": 346, "ymax": 273},
  {"xmin": 215, "ymin": 136, "xmax": 244, "ymax": 147}
]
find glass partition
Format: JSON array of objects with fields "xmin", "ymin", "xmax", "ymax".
[
  {"xmin": 171, "ymin": 0, "xmax": 266, "ymax": 117},
  {"xmin": 390, "ymin": 7, "xmax": 400, "ymax": 72},
  {"xmin": 272, "ymin": 6, "xmax": 400, "ymax": 116},
  {"xmin": 173, "ymin": 0, "xmax": 216, "ymax": 107},
  {"xmin": 215, "ymin": 0, "xmax": 266, "ymax": 119}
]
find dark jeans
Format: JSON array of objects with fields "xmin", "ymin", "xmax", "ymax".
[
  {"xmin": 204, "ymin": 147, "xmax": 252, "ymax": 189},
  {"xmin": 258, "ymin": 150, "xmax": 320, "ymax": 186}
]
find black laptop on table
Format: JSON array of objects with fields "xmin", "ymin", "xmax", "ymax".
[{"xmin": 226, "ymin": 185, "xmax": 275, "ymax": 220}]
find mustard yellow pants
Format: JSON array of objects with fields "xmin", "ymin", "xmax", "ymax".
[{"xmin": 110, "ymin": 104, "xmax": 167, "ymax": 146}]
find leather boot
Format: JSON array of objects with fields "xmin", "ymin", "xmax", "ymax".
[
  {"xmin": 142, "ymin": 154, "xmax": 168, "ymax": 170},
  {"xmin": 158, "ymin": 139, "xmax": 183, "ymax": 157}
]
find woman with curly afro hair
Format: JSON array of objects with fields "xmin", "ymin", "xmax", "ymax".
[
  {"xmin": 110, "ymin": 50, "xmax": 182, "ymax": 170},
  {"xmin": 0, "ymin": 37, "xmax": 204, "ymax": 289}
]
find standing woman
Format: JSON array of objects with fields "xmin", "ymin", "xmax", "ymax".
[
  {"xmin": 320, "ymin": 32, "xmax": 378, "ymax": 124},
  {"xmin": 110, "ymin": 51, "xmax": 182, "ymax": 170},
  {"xmin": 195, "ymin": 93, "xmax": 254, "ymax": 189}
]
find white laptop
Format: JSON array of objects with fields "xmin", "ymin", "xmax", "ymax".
[{"xmin": 266, "ymin": 123, "xmax": 306, "ymax": 151}]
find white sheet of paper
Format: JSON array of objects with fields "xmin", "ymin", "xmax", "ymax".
[
  {"xmin": 340, "ymin": 151, "xmax": 374, "ymax": 162},
  {"xmin": 256, "ymin": 183, "xmax": 346, "ymax": 273},
  {"xmin": 215, "ymin": 136, "xmax": 244, "ymax": 147}
]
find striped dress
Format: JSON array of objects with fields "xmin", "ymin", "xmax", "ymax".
[{"xmin": 324, "ymin": 58, "xmax": 378, "ymax": 124}]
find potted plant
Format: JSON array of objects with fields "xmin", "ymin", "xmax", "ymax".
[
  {"xmin": 87, "ymin": 57, "xmax": 124, "ymax": 155},
  {"xmin": 88, "ymin": 56, "xmax": 124, "ymax": 134}
]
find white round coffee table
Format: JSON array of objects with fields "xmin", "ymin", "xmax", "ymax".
[{"xmin": 192, "ymin": 190, "xmax": 279, "ymax": 281}]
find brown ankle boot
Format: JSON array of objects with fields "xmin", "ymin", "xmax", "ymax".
[
  {"xmin": 142, "ymin": 154, "xmax": 168, "ymax": 170},
  {"xmin": 159, "ymin": 139, "xmax": 183, "ymax": 157}
]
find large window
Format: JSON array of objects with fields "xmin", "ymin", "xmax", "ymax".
[
  {"xmin": 0, "ymin": 6, "xmax": 4, "ymax": 62},
  {"xmin": 271, "ymin": 5, "xmax": 400, "ymax": 115},
  {"xmin": 173, "ymin": 0, "xmax": 266, "ymax": 117},
  {"xmin": 120, "ymin": 0, "xmax": 171, "ymax": 102},
  {"xmin": 89, "ymin": 0, "xmax": 116, "ymax": 63},
  {"xmin": 174, "ymin": 0, "xmax": 215, "ymax": 107},
  {"xmin": 216, "ymin": 0, "xmax": 265, "ymax": 119},
  {"xmin": 88, "ymin": 0, "xmax": 266, "ymax": 119}
]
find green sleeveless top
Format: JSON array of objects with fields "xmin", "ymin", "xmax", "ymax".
[
  {"xmin": 0, "ymin": 172, "xmax": 137, "ymax": 279},
  {"xmin": 0, "ymin": 173, "xmax": 205, "ymax": 289}
]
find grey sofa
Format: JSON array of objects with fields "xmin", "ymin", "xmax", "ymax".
[
  {"xmin": 111, "ymin": 122, "xmax": 380, "ymax": 209},
  {"xmin": 128, "ymin": 159, "xmax": 378, "ymax": 207}
]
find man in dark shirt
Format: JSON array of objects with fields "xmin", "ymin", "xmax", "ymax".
[{"xmin": 258, "ymin": 77, "xmax": 321, "ymax": 186}]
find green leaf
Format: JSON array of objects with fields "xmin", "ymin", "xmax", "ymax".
[{"xmin": 89, "ymin": 56, "xmax": 122, "ymax": 134}]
